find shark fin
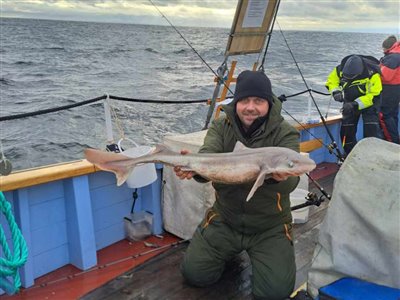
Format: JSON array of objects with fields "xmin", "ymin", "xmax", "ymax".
[
  {"xmin": 85, "ymin": 148, "xmax": 135, "ymax": 186},
  {"xmin": 246, "ymin": 170, "xmax": 271, "ymax": 202},
  {"xmin": 233, "ymin": 141, "xmax": 248, "ymax": 152},
  {"xmin": 115, "ymin": 167, "xmax": 132, "ymax": 186}
]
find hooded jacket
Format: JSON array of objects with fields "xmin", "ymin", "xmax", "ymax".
[
  {"xmin": 380, "ymin": 41, "xmax": 400, "ymax": 85},
  {"xmin": 326, "ymin": 55, "xmax": 382, "ymax": 110},
  {"xmin": 198, "ymin": 97, "xmax": 300, "ymax": 234}
]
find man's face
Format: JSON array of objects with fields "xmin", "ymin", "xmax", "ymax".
[{"xmin": 236, "ymin": 97, "xmax": 270, "ymax": 130}]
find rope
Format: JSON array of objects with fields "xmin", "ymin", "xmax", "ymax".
[
  {"xmin": 25, "ymin": 239, "xmax": 189, "ymax": 290},
  {"xmin": 108, "ymin": 98, "xmax": 126, "ymax": 140},
  {"xmin": 0, "ymin": 90, "xmax": 331, "ymax": 122},
  {"xmin": 278, "ymin": 88, "xmax": 330, "ymax": 101},
  {"xmin": 108, "ymin": 95, "xmax": 208, "ymax": 104},
  {"xmin": 0, "ymin": 95, "xmax": 209, "ymax": 122},
  {"xmin": 0, "ymin": 192, "xmax": 28, "ymax": 295},
  {"xmin": 147, "ymin": 0, "xmax": 234, "ymax": 96},
  {"xmin": 258, "ymin": 0, "xmax": 281, "ymax": 72},
  {"xmin": 0, "ymin": 95, "xmax": 107, "ymax": 121},
  {"xmin": 276, "ymin": 21, "xmax": 345, "ymax": 162}
]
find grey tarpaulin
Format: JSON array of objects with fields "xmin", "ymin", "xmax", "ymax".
[
  {"xmin": 307, "ymin": 138, "xmax": 400, "ymax": 298},
  {"xmin": 162, "ymin": 130, "xmax": 216, "ymax": 239}
]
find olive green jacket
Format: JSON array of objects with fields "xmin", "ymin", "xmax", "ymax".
[{"xmin": 199, "ymin": 97, "xmax": 300, "ymax": 234}]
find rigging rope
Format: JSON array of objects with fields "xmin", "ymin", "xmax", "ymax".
[
  {"xmin": 258, "ymin": 0, "xmax": 281, "ymax": 72},
  {"xmin": 147, "ymin": 0, "xmax": 234, "ymax": 96},
  {"xmin": 0, "ymin": 192, "xmax": 28, "ymax": 295},
  {"xmin": 278, "ymin": 88, "xmax": 330, "ymax": 101},
  {"xmin": 279, "ymin": 106, "xmax": 342, "ymax": 160},
  {"xmin": 275, "ymin": 21, "xmax": 345, "ymax": 163}
]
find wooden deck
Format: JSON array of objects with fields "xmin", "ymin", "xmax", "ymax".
[{"xmin": 81, "ymin": 166, "xmax": 337, "ymax": 300}]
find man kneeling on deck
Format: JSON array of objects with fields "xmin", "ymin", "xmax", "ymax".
[{"xmin": 174, "ymin": 70, "xmax": 300, "ymax": 300}]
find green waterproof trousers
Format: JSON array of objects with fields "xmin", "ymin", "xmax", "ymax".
[{"xmin": 181, "ymin": 213, "xmax": 296, "ymax": 300}]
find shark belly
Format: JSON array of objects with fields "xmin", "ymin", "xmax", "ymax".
[{"xmin": 194, "ymin": 163, "xmax": 260, "ymax": 184}]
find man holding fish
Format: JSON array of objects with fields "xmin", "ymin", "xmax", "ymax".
[
  {"xmin": 175, "ymin": 70, "xmax": 305, "ymax": 300},
  {"xmin": 85, "ymin": 70, "xmax": 315, "ymax": 299}
]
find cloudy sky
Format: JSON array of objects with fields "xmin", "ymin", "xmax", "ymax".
[{"xmin": 1, "ymin": 0, "xmax": 399, "ymax": 33}]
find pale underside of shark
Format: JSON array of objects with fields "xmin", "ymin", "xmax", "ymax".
[{"xmin": 84, "ymin": 141, "xmax": 316, "ymax": 201}]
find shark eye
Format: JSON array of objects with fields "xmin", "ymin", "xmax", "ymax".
[{"xmin": 288, "ymin": 161, "xmax": 294, "ymax": 168}]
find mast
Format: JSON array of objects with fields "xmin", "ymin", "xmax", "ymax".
[{"xmin": 203, "ymin": 0, "xmax": 280, "ymax": 129}]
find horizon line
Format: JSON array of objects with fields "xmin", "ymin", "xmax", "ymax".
[{"xmin": 0, "ymin": 16, "xmax": 395, "ymax": 35}]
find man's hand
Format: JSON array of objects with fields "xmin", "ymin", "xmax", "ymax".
[
  {"xmin": 342, "ymin": 101, "xmax": 359, "ymax": 116},
  {"xmin": 332, "ymin": 90, "xmax": 344, "ymax": 102},
  {"xmin": 173, "ymin": 149, "xmax": 195, "ymax": 180}
]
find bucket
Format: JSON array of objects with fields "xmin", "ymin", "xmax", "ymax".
[
  {"xmin": 290, "ymin": 188, "xmax": 310, "ymax": 224},
  {"xmin": 117, "ymin": 138, "xmax": 157, "ymax": 188}
]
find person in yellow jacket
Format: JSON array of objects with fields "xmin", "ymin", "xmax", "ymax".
[{"xmin": 326, "ymin": 54, "xmax": 382, "ymax": 155}]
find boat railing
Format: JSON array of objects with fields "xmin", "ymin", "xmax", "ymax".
[
  {"xmin": 0, "ymin": 115, "xmax": 343, "ymax": 192},
  {"xmin": 0, "ymin": 160, "xmax": 97, "ymax": 192}
]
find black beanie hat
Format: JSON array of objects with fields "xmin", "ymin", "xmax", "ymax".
[{"xmin": 233, "ymin": 70, "xmax": 273, "ymax": 103}]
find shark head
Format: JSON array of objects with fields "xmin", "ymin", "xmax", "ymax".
[{"xmin": 271, "ymin": 149, "xmax": 316, "ymax": 176}]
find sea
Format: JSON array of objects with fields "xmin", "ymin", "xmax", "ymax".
[{"xmin": 0, "ymin": 17, "xmax": 389, "ymax": 170}]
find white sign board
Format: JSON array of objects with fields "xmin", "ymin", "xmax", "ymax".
[{"xmin": 242, "ymin": 0, "xmax": 269, "ymax": 28}]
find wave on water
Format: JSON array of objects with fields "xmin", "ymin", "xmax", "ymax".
[
  {"xmin": 14, "ymin": 100, "xmax": 31, "ymax": 105},
  {"xmin": 173, "ymin": 49, "xmax": 189, "ymax": 54},
  {"xmin": 32, "ymin": 141, "xmax": 92, "ymax": 150},
  {"xmin": 144, "ymin": 47, "xmax": 159, "ymax": 54},
  {"xmin": 108, "ymin": 48, "xmax": 139, "ymax": 54},
  {"xmin": 44, "ymin": 46, "xmax": 65, "ymax": 51},
  {"xmin": 0, "ymin": 78, "xmax": 14, "ymax": 85},
  {"xmin": 71, "ymin": 114, "xmax": 85, "ymax": 120},
  {"xmin": 155, "ymin": 66, "xmax": 176, "ymax": 71},
  {"xmin": 14, "ymin": 60, "xmax": 35, "ymax": 65}
]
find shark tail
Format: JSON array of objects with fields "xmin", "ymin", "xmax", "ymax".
[{"xmin": 84, "ymin": 148, "xmax": 137, "ymax": 186}]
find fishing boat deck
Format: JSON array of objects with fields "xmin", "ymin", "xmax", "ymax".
[
  {"xmin": 1, "ymin": 163, "xmax": 338, "ymax": 300},
  {"xmin": 81, "ymin": 163, "xmax": 338, "ymax": 300}
]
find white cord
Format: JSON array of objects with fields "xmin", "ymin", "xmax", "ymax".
[{"xmin": 109, "ymin": 100, "xmax": 126, "ymax": 140}]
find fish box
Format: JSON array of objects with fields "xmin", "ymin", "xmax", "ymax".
[
  {"xmin": 290, "ymin": 188, "xmax": 310, "ymax": 224},
  {"xmin": 124, "ymin": 211, "xmax": 153, "ymax": 241}
]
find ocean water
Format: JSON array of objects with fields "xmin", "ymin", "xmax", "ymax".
[{"xmin": 0, "ymin": 18, "xmax": 388, "ymax": 170}]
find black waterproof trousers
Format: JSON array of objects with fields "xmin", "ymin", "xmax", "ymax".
[{"xmin": 341, "ymin": 102, "xmax": 382, "ymax": 155}]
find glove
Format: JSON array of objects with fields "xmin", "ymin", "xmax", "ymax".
[
  {"xmin": 342, "ymin": 102, "xmax": 359, "ymax": 115},
  {"xmin": 332, "ymin": 90, "xmax": 344, "ymax": 102}
]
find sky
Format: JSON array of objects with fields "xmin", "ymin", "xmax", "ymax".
[{"xmin": 1, "ymin": 0, "xmax": 399, "ymax": 34}]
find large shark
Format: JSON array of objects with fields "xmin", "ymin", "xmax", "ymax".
[{"xmin": 84, "ymin": 141, "xmax": 316, "ymax": 201}]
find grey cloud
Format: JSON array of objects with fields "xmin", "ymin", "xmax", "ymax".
[
  {"xmin": 279, "ymin": 0, "xmax": 399, "ymax": 26},
  {"xmin": 1, "ymin": 0, "xmax": 398, "ymax": 33}
]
